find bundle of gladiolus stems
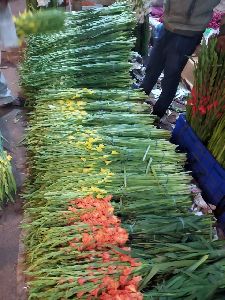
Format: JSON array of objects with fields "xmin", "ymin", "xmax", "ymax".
[
  {"xmin": 14, "ymin": 9, "xmax": 66, "ymax": 39},
  {"xmin": 21, "ymin": 3, "xmax": 225, "ymax": 299},
  {"xmin": 0, "ymin": 133, "xmax": 16, "ymax": 206},
  {"xmin": 187, "ymin": 38, "xmax": 225, "ymax": 168},
  {"xmin": 20, "ymin": 4, "xmax": 136, "ymax": 105}
]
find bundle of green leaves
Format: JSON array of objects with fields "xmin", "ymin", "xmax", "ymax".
[{"xmin": 0, "ymin": 134, "xmax": 16, "ymax": 206}]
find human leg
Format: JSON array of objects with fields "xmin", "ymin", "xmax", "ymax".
[
  {"xmin": 141, "ymin": 28, "xmax": 168, "ymax": 95},
  {"xmin": 153, "ymin": 33, "xmax": 202, "ymax": 118}
]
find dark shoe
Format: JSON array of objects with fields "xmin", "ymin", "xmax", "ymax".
[
  {"xmin": 153, "ymin": 116, "xmax": 160, "ymax": 127},
  {"xmin": 166, "ymin": 111, "xmax": 178, "ymax": 124},
  {"xmin": 0, "ymin": 97, "xmax": 25, "ymax": 108},
  {"xmin": 153, "ymin": 115, "xmax": 174, "ymax": 131},
  {"xmin": 12, "ymin": 97, "xmax": 25, "ymax": 107}
]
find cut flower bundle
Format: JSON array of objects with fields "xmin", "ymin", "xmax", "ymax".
[
  {"xmin": 14, "ymin": 9, "xmax": 66, "ymax": 39},
  {"xmin": 21, "ymin": 3, "xmax": 225, "ymax": 299},
  {"xmin": 187, "ymin": 38, "xmax": 225, "ymax": 168},
  {"xmin": 20, "ymin": 4, "xmax": 136, "ymax": 105},
  {"xmin": 0, "ymin": 134, "xmax": 16, "ymax": 206}
]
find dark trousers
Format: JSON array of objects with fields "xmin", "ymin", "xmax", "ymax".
[{"xmin": 141, "ymin": 28, "xmax": 202, "ymax": 118}]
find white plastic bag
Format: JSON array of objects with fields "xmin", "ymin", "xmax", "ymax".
[{"xmin": 0, "ymin": 4, "xmax": 18, "ymax": 49}]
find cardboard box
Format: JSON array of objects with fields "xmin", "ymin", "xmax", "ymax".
[{"xmin": 181, "ymin": 56, "xmax": 198, "ymax": 89}]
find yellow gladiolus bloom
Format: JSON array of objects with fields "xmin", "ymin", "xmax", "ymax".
[
  {"xmin": 111, "ymin": 150, "xmax": 119, "ymax": 155},
  {"xmin": 7, "ymin": 155, "xmax": 12, "ymax": 161}
]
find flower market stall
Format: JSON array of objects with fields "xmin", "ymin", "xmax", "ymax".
[{"xmin": 16, "ymin": 2, "xmax": 225, "ymax": 299}]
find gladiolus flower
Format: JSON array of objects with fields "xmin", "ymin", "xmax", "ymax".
[
  {"xmin": 102, "ymin": 252, "xmax": 111, "ymax": 262},
  {"xmin": 77, "ymin": 291, "xmax": 85, "ymax": 298},
  {"xmin": 123, "ymin": 267, "xmax": 132, "ymax": 276},
  {"xmin": 125, "ymin": 284, "xmax": 138, "ymax": 293},
  {"xmin": 90, "ymin": 288, "xmax": 100, "ymax": 297},
  {"xmin": 77, "ymin": 278, "xmax": 85, "ymax": 285},
  {"xmin": 82, "ymin": 233, "xmax": 93, "ymax": 247},
  {"xmin": 119, "ymin": 275, "xmax": 128, "ymax": 285}
]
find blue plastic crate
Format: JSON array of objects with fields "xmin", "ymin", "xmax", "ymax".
[{"xmin": 172, "ymin": 114, "xmax": 225, "ymax": 207}]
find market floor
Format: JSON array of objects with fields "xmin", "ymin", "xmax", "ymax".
[
  {"xmin": 0, "ymin": 1, "xmax": 26, "ymax": 299},
  {"xmin": 0, "ymin": 93, "xmax": 27, "ymax": 300}
]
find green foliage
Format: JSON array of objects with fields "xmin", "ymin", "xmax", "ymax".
[{"xmin": 0, "ymin": 134, "xmax": 16, "ymax": 206}]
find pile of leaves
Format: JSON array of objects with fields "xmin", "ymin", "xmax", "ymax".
[
  {"xmin": 21, "ymin": 3, "xmax": 225, "ymax": 299},
  {"xmin": 0, "ymin": 134, "xmax": 16, "ymax": 206},
  {"xmin": 187, "ymin": 38, "xmax": 225, "ymax": 168}
]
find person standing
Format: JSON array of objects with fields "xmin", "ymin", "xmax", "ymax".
[
  {"xmin": 0, "ymin": 0, "xmax": 18, "ymax": 107},
  {"xmin": 141, "ymin": 0, "xmax": 225, "ymax": 119}
]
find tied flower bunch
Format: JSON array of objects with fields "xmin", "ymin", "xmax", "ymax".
[
  {"xmin": 0, "ymin": 134, "xmax": 16, "ymax": 205},
  {"xmin": 67, "ymin": 195, "xmax": 129, "ymax": 251},
  {"xmin": 68, "ymin": 195, "xmax": 142, "ymax": 299},
  {"xmin": 14, "ymin": 9, "xmax": 65, "ymax": 39},
  {"xmin": 187, "ymin": 38, "xmax": 225, "ymax": 167},
  {"xmin": 20, "ymin": 3, "xmax": 137, "ymax": 106},
  {"xmin": 25, "ymin": 195, "xmax": 143, "ymax": 299}
]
